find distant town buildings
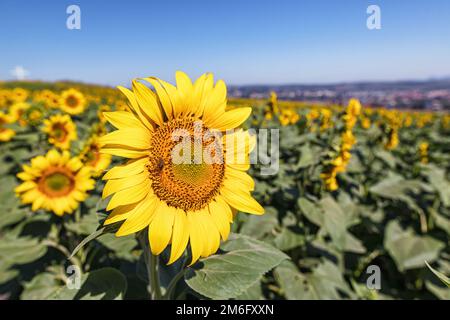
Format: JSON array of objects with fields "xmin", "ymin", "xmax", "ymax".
[{"xmin": 228, "ymin": 80, "xmax": 450, "ymax": 111}]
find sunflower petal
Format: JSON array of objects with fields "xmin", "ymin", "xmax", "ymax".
[
  {"xmin": 168, "ymin": 209, "xmax": 190, "ymax": 264},
  {"xmin": 148, "ymin": 202, "xmax": 175, "ymax": 255},
  {"xmin": 103, "ymin": 158, "xmax": 147, "ymax": 180},
  {"xmin": 221, "ymin": 184, "xmax": 264, "ymax": 215}
]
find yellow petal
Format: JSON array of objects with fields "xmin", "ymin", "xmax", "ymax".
[
  {"xmin": 199, "ymin": 210, "xmax": 221, "ymax": 257},
  {"xmin": 104, "ymin": 202, "xmax": 139, "ymax": 225},
  {"xmin": 206, "ymin": 107, "xmax": 251, "ymax": 131},
  {"xmin": 148, "ymin": 201, "xmax": 175, "ymax": 255},
  {"xmin": 103, "ymin": 157, "xmax": 147, "ymax": 180},
  {"xmin": 117, "ymin": 85, "xmax": 154, "ymax": 130},
  {"xmin": 102, "ymin": 171, "xmax": 148, "ymax": 198},
  {"xmin": 208, "ymin": 200, "xmax": 231, "ymax": 240},
  {"xmin": 142, "ymin": 77, "xmax": 174, "ymax": 120},
  {"xmin": 175, "ymin": 71, "xmax": 193, "ymax": 113},
  {"xmin": 220, "ymin": 184, "xmax": 264, "ymax": 215},
  {"xmin": 203, "ymin": 80, "xmax": 227, "ymax": 122},
  {"xmin": 99, "ymin": 128, "xmax": 151, "ymax": 150},
  {"xmin": 225, "ymin": 165, "xmax": 255, "ymax": 191},
  {"xmin": 103, "ymin": 111, "xmax": 145, "ymax": 130},
  {"xmin": 131, "ymin": 80, "xmax": 164, "ymax": 125},
  {"xmin": 101, "ymin": 147, "xmax": 149, "ymax": 159},
  {"xmin": 15, "ymin": 181, "xmax": 36, "ymax": 193},
  {"xmin": 115, "ymin": 194, "xmax": 158, "ymax": 236},
  {"xmin": 168, "ymin": 209, "xmax": 190, "ymax": 264},
  {"xmin": 187, "ymin": 212, "xmax": 204, "ymax": 265},
  {"xmin": 106, "ymin": 179, "xmax": 150, "ymax": 210},
  {"xmin": 47, "ymin": 149, "xmax": 61, "ymax": 165}
]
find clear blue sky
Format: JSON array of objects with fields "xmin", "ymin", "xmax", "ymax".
[{"xmin": 1, "ymin": 0, "xmax": 450, "ymax": 85}]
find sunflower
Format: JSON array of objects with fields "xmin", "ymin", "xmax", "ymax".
[
  {"xmin": 60, "ymin": 89, "xmax": 87, "ymax": 115},
  {"xmin": 100, "ymin": 71, "xmax": 263, "ymax": 265},
  {"xmin": 42, "ymin": 114, "xmax": 77, "ymax": 150},
  {"xmin": 80, "ymin": 135, "xmax": 112, "ymax": 177},
  {"xmin": 0, "ymin": 112, "xmax": 15, "ymax": 142},
  {"xmin": 11, "ymin": 88, "xmax": 29, "ymax": 103},
  {"xmin": 15, "ymin": 149, "xmax": 95, "ymax": 216},
  {"xmin": 34, "ymin": 89, "xmax": 60, "ymax": 108},
  {"xmin": 9, "ymin": 102, "xmax": 30, "ymax": 126}
]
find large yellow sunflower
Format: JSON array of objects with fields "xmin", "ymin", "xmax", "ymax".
[
  {"xmin": 100, "ymin": 71, "xmax": 264, "ymax": 265},
  {"xmin": 80, "ymin": 135, "xmax": 112, "ymax": 177},
  {"xmin": 60, "ymin": 89, "xmax": 87, "ymax": 115},
  {"xmin": 0, "ymin": 111, "xmax": 15, "ymax": 142},
  {"xmin": 15, "ymin": 149, "xmax": 95, "ymax": 216},
  {"xmin": 42, "ymin": 114, "xmax": 77, "ymax": 150}
]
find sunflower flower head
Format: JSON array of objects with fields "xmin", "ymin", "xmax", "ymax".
[
  {"xmin": 9, "ymin": 102, "xmax": 30, "ymax": 126},
  {"xmin": 15, "ymin": 149, "xmax": 95, "ymax": 216},
  {"xmin": 80, "ymin": 135, "xmax": 112, "ymax": 177},
  {"xmin": 42, "ymin": 114, "xmax": 77, "ymax": 150},
  {"xmin": 0, "ymin": 111, "xmax": 16, "ymax": 142},
  {"xmin": 60, "ymin": 88, "xmax": 87, "ymax": 115},
  {"xmin": 99, "ymin": 71, "xmax": 264, "ymax": 265}
]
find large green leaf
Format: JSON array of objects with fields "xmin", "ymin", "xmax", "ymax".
[
  {"xmin": 320, "ymin": 197, "xmax": 347, "ymax": 250},
  {"xmin": 275, "ymin": 260, "xmax": 354, "ymax": 299},
  {"xmin": 185, "ymin": 234, "xmax": 289, "ymax": 299},
  {"xmin": 384, "ymin": 221, "xmax": 444, "ymax": 271},
  {"xmin": 298, "ymin": 197, "xmax": 323, "ymax": 226},
  {"xmin": 369, "ymin": 173, "xmax": 423, "ymax": 200},
  {"xmin": 424, "ymin": 165, "xmax": 450, "ymax": 207},
  {"xmin": 0, "ymin": 235, "xmax": 47, "ymax": 270},
  {"xmin": 21, "ymin": 272, "xmax": 63, "ymax": 300},
  {"xmin": 50, "ymin": 268, "xmax": 127, "ymax": 300}
]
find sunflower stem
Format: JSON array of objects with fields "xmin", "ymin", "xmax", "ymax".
[
  {"xmin": 138, "ymin": 231, "xmax": 162, "ymax": 300},
  {"xmin": 163, "ymin": 268, "xmax": 187, "ymax": 300}
]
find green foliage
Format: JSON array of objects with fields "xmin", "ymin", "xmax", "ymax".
[{"xmin": 1, "ymin": 86, "xmax": 449, "ymax": 300}]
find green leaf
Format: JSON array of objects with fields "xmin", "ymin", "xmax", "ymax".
[
  {"xmin": 239, "ymin": 207, "xmax": 279, "ymax": 240},
  {"xmin": 298, "ymin": 197, "xmax": 323, "ymax": 226},
  {"xmin": 0, "ymin": 235, "xmax": 47, "ymax": 268},
  {"xmin": 425, "ymin": 261, "xmax": 450, "ymax": 288},
  {"xmin": 21, "ymin": 272, "xmax": 63, "ymax": 300},
  {"xmin": 424, "ymin": 165, "xmax": 450, "ymax": 207},
  {"xmin": 65, "ymin": 211, "xmax": 99, "ymax": 236},
  {"xmin": 425, "ymin": 281, "xmax": 450, "ymax": 300},
  {"xmin": 369, "ymin": 173, "xmax": 423, "ymax": 200},
  {"xmin": 375, "ymin": 149, "xmax": 396, "ymax": 168},
  {"xmin": 70, "ymin": 222, "xmax": 121, "ymax": 258},
  {"xmin": 97, "ymin": 233, "xmax": 137, "ymax": 261},
  {"xmin": 185, "ymin": 234, "xmax": 289, "ymax": 299},
  {"xmin": 273, "ymin": 228, "xmax": 305, "ymax": 251},
  {"xmin": 51, "ymin": 268, "xmax": 127, "ymax": 300},
  {"xmin": 275, "ymin": 260, "xmax": 354, "ymax": 300},
  {"xmin": 235, "ymin": 282, "xmax": 264, "ymax": 300},
  {"xmin": 384, "ymin": 221, "xmax": 445, "ymax": 271},
  {"xmin": 297, "ymin": 144, "xmax": 316, "ymax": 168},
  {"xmin": 320, "ymin": 197, "xmax": 347, "ymax": 250}
]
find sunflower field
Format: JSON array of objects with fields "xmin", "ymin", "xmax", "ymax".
[{"xmin": 0, "ymin": 74, "xmax": 449, "ymax": 300}]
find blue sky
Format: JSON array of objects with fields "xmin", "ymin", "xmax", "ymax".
[{"xmin": 1, "ymin": 0, "xmax": 450, "ymax": 85}]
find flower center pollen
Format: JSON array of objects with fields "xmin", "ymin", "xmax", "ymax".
[
  {"xmin": 147, "ymin": 118, "xmax": 225, "ymax": 211},
  {"xmin": 38, "ymin": 169, "xmax": 75, "ymax": 197}
]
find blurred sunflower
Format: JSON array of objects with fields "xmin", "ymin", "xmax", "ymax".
[
  {"xmin": 97, "ymin": 104, "xmax": 111, "ymax": 123},
  {"xmin": 11, "ymin": 88, "xmax": 29, "ymax": 103},
  {"xmin": 15, "ymin": 149, "xmax": 95, "ymax": 216},
  {"xmin": 42, "ymin": 114, "xmax": 77, "ymax": 150},
  {"xmin": 34, "ymin": 89, "xmax": 60, "ymax": 108},
  {"xmin": 0, "ymin": 112, "xmax": 15, "ymax": 142},
  {"xmin": 80, "ymin": 136, "xmax": 111, "ymax": 177},
  {"xmin": 100, "ymin": 71, "xmax": 263, "ymax": 264},
  {"xmin": 9, "ymin": 102, "xmax": 30, "ymax": 126},
  {"xmin": 60, "ymin": 89, "xmax": 86, "ymax": 115}
]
